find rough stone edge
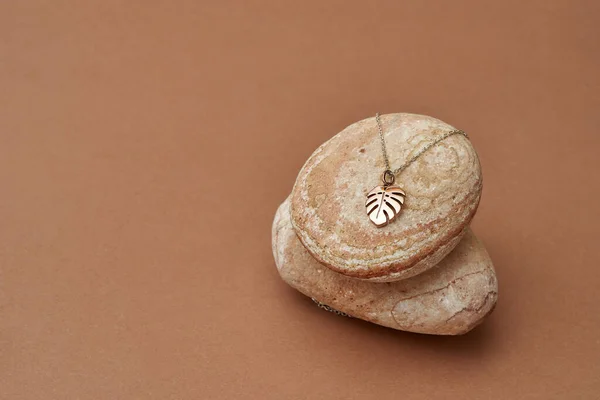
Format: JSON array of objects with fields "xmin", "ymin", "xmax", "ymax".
[{"xmin": 274, "ymin": 197, "xmax": 498, "ymax": 335}]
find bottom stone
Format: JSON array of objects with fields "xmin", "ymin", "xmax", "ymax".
[{"xmin": 272, "ymin": 197, "xmax": 498, "ymax": 335}]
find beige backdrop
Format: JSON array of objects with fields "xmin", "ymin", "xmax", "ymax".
[{"xmin": 1, "ymin": 1, "xmax": 599, "ymax": 399}]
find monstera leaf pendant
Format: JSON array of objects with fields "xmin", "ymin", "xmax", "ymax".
[{"xmin": 365, "ymin": 170, "xmax": 406, "ymax": 228}]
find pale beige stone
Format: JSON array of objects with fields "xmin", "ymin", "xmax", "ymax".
[
  {"xmin": 291, "ymin": 113, "xmax": 482, "ymax": 282},
  {"xmin": 274, "ymin": 198, "xmax": 497, "ymax": 335}
]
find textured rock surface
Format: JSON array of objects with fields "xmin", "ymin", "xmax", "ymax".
[
  {"xmin": 274, "ymin": 198, "xmax": 497, "ymax": 335},
  {"xmin": 291, "ymin": 113, "xmax": 482, "ymax": 282}
]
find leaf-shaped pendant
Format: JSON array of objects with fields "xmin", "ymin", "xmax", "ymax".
[{"xmin": 365, "ymin": 185, "xmax": 406, "ymax": 227}]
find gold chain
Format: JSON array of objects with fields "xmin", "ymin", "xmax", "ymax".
[
  {"xmin": 311, "ymin": 298, "xmax": 352, "ymax": 318},
  {"xmin": 375, "ymin": 113, "xmax": 468, "ymax": 178}
]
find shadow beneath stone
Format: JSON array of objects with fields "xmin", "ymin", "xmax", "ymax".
[{"xmin": 302, "ymin": 292, "xmax": 500, "ymax": 358}]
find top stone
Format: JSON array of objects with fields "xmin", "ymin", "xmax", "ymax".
[{"xmin": 290, "ymin": 113, "xmax": 482, "ymax": 282}]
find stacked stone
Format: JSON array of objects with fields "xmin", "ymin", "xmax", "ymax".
[{"xmin": 271, "ymin": 113, "xmax": 497, "ymax": 335}]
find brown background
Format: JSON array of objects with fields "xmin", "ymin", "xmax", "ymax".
[{"xmin": 1, "ymin": 1, "xmax": 599, "ymax": 399}]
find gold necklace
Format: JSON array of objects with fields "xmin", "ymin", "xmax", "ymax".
[{"xmin": 365, "ymin": 113, "xmax": 469, "ymax": 228}]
